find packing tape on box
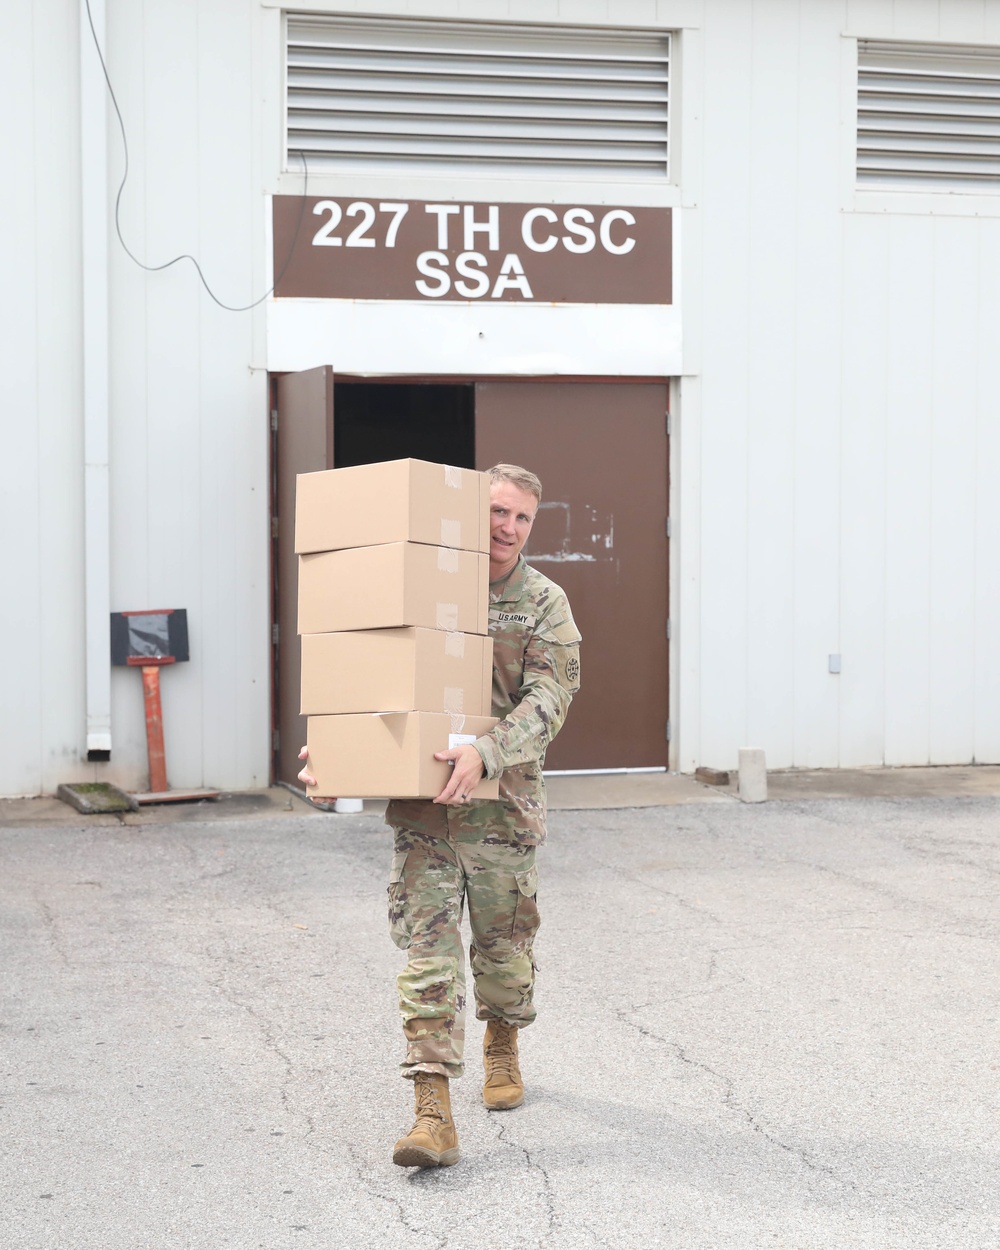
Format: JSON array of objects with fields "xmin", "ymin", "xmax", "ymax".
[
  {"xmin": 444, "ymin": 465, "xmax": 462, "ymax": 489},
  {"xmin": 440, "ymin": 518, "xmax": 462, "ymax": 547},
  {"xmin": 444, "ymin": 631, "xmax": 465, "ymax": 658},
  {"xmin": 436, "ymin": 602, "xmax": 459, "ymax": 630},
  {"xmin": 437, "ymin": 547, "xmax": 459, "ymax": 573},
  {"xmin": 443, "ymin": 686, "xmax": 464, "ymax": 714},
  {"xmin": 449, "ymin": 713, "xmax": 467, "ymax": 736}
]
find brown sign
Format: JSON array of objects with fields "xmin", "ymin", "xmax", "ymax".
[{"xmin": 272, "ymin": 198, "xmax": 671, "ymax": 305}]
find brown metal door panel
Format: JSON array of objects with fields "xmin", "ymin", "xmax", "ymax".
[
  {"xmin": 274, "ymin": 366, "xmax": 334, "ymax": 785},
  {"xmin": 475, "ymin": 382, "xmax": 668, "ymax": 771}
]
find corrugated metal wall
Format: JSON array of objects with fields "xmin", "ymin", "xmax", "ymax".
[
  {"xmin": 102, "ymin": 0, "xmax": 270, "ymax": 793},
  {"xmin": 1, "ymin": 0, "xmax": 86, "ymax": 796},
  {"xmin": 681, "ymin": 0, "xmax": 1000, "ymax": 770},
  {"xmin": 3, "ymin": 0, "xmax": 1000, "ymax": 794},
  {"xmin": 1, "ymin": 0, "xmax": 270, "ymax": 795}
]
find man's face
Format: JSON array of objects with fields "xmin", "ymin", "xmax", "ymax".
[{"xmin": 489, "ymin": 480, "xmax": 538, "ymax": 577}]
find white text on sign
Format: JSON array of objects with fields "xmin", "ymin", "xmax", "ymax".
[{"xmin": 310, "ymin": 201, "xmax": 639, "ymax": 301}]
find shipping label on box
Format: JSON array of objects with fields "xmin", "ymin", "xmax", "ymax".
[
  {"xmin": 298, "ymin": 542, "xmax": 489, "ymax": 636},
  {"xmin": 305, "ymin": 711, "xmax": 500, "ymax": 800},
  {"xmin": 300, "ymin": 627, "xmax": 493, "ymax": 716},
  {"xmin": 295, "ymin": 458, "xmax": 489, "ymax": 555}
]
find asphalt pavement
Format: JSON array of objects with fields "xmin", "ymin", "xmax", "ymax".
[{"xmin": 3, "ymin": 786, "xmax": 998, "ymax": 1249}]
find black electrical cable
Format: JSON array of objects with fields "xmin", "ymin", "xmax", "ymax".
[{"xmin": 83, "ymin": 0, "xmax": 309, "ymax": 312}]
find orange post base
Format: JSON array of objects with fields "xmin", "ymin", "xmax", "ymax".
[{"xmin": 141, "ymin": 665, "xmax": 169, "ymax": 795}]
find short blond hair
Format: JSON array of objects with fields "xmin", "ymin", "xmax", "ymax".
[{"xmin": 488, "ymin": 463, "xmax": 542, "ymax": 505}]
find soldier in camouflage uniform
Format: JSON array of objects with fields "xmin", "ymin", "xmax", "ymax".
[
  {"xmin": 385, "ymin": 464, "xmax": 581, "ymax": 1169},
  {"xmin": 298, "ymin": 464, "xmax": 580, "ymax": 1169}
]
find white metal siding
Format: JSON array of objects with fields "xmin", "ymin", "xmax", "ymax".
[
  {"xmin": 685, "ymin": 0, "xmax": 1000, "ymax": 772},
  {"xmin": 8, "ymin": 0, "xmax": 1000, "ymax": 796},
  {"xmin": 858, "ymin": 39, "xmax": 1000, "ymax": 190},
  {"xmin": 0, "ymin": 0, "xmax": 86, "ymax": 796},
  {"xmin": 106, "ymin": 0, "xmax": 271, "ymax": 793},
  {"xmin": 0, "ymin": 0, "xmax": 271, "ymax": 796},
  {"xmin": 286, "ymin": 14, "xmax": 670, "ymax": 179}
]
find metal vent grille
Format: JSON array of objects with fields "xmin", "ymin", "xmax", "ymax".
[
  {"xmin": 858, "ymin": 40, "xmax": 1000, "ymax": 190},
  {"xmin": 286, "ymin": 15, "xmax": 670, "ymax": 180}
]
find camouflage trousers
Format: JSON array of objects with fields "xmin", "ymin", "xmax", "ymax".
[{"xmin": 387, "ymin": 822, "xmax": 540, "ymax": 1080}]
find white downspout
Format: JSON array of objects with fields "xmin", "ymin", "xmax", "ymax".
[{"xmin": 80, "ymin": 0, "xmax": 112, "ymax": 756}]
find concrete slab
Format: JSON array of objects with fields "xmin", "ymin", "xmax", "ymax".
[
  {"xmin": 543, "ymin": 770, "xmax": 734, "ymax": 809},
  {"xmin": 762, "ymin": 764, "xmax": 1000, "ymax": 801},
  {"xmin": 0, "ymin": 788, "xmax": 317, "ymax": 830},
  {"xmin": 5, "ymin": 764, "xmax": 1000, "ymax": 829}
]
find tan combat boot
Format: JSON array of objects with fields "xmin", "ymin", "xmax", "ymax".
[
  {"xmin": 483, "ymin": 1019, "xmax": 524, "ymax": 1110},
  {"xmin": 392, "ymin": 1072, "xmax": 461, "ymax": 1168}
]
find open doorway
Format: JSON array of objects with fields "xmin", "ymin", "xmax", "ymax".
[{"xmin": 334, "ymin": 381, "xmax": 474, "ymax": 468}]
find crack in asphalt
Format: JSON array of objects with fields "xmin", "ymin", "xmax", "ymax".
[
  {"xmin": 763, "ymin": 810, "xmax": 999, "ymax": 923},
  {"xmin": 199, "ymin": 897, "xmax": 326, "ymax": 1147},
  {"xmin": 583, "ymin": 855, "xmax": 728, "ymax": 926},
  {"xmin": 613, "ymin": 1006, "xmax": 853, "ymax": 1191},
  {"xmin": 493, "ymin": 1116, "xmax": 558, "ymax": 1245},
  {"xmin": 344, "ymin": 1140, "xmax": 450, "ymax": 1250},
  {"xmin": 576, "ymin": 1218, "xmax": 613, "ymax": 1249},
  {"xmin": 748, "ymin": 841, "xmax": 979, "ymax": 931},
  {"xmin": 195, "ymin": 906, "xmax": 453, "ymax": 1250},
  {"xmin": 897, "ymin": 837, "xmax": 1000, "ymax": 881},
  {"xmin": 204, "ymin": 966, "xmax": 316, "ymax": 1137},
  {"xmin": 33, "ymin": 896, "xmax": 71, "ymax": 968}
]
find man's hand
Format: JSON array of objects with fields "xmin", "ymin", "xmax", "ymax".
[
  {"xmin": 433, "ymin": 744, "xmax": 485, "ymax": 805},
  {"xmin": 297, "ymin": 745, "xmax": 317, "ymax": 789}
]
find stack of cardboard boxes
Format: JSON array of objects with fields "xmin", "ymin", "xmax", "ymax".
[{"xmin": 296, "ymin": 458, "xmax": 499, "ymax": 800}]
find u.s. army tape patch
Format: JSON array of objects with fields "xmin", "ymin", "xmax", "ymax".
[{"xmin": 491, "ymin": 611, "xmax": 535, "ymax": 626}]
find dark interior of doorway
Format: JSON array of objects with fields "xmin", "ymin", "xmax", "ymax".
[{"xmin": 334, "ymin": 382, "xmax": 475, "ymax": 467}]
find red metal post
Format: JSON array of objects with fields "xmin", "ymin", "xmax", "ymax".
[{"xmin": 141, "ymin": 665, "xmax": 168, "ymax": 794}]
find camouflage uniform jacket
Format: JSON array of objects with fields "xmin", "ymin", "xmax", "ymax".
[{"xmin": 385, "ymin": 555, "xmax": 581, "ymax": 846}]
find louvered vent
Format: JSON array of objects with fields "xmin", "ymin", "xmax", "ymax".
[
  {"xmin": 858, "ymin": 40, "xmax": 1000, "ymax": 190},
  {"xmin": 286, "ymin": 15, "xmax": 670, "ymax": 180}
]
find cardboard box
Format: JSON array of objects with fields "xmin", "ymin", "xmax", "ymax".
[
  {"xmin": 305, "ymin": 711, "xmax": 500, "ymax": 799},
  {"xmin": 298, "ymin": 542, "xmax": 489, "ymax": 636},
  {"xmin": 300, "ymin": 628, "xmax": 493, "ymax": 716},
  {"xmin": 295, "ymin": 458, "xmax": 490, "ymax": 555}
]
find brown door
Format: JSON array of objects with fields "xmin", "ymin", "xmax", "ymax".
[
  {"xmin": 475, "ymin": 382, "xmax": 669, "ymax": 771},
  {"xmin": 273, "ymin": 366, "xmax": 334, "ymax": 785}
]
